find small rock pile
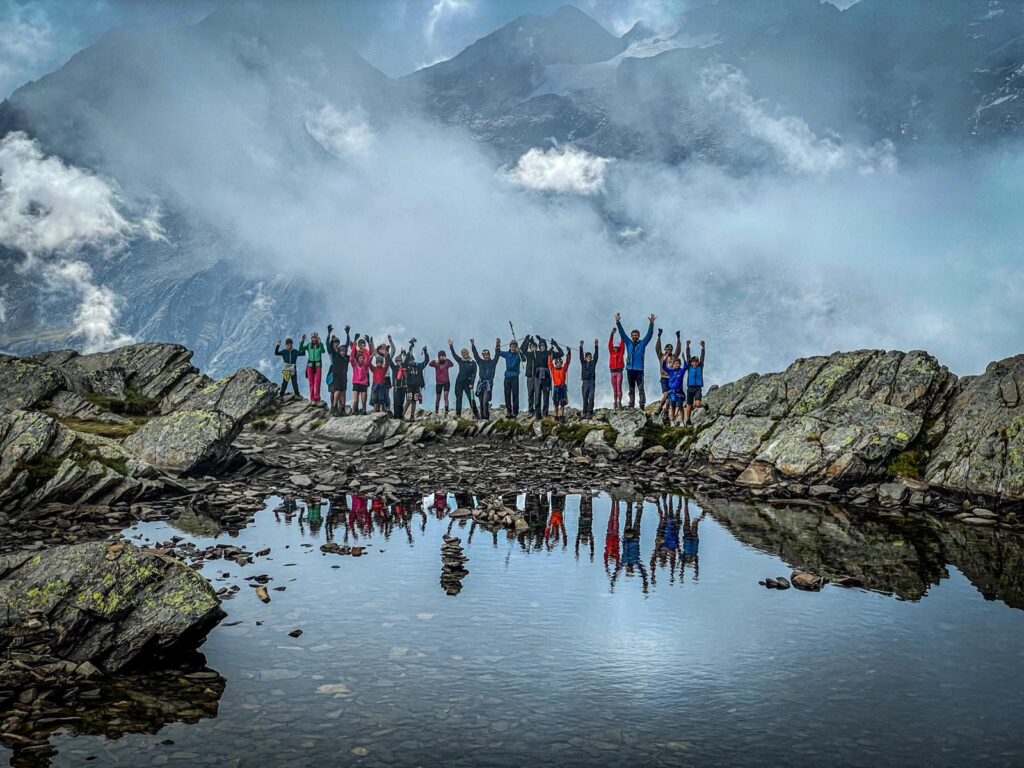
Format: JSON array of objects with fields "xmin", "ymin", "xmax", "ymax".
[{"xmin": 440, "ymin": 535, "xmax": 468, "ymax": 596}]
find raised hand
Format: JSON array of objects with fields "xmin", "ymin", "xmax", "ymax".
[
  {"xmin": 301, "ymin": 334, "xmax": 307, "ymax": 341},
  {"xmin": 470, "ymin": 338, "xmax": 475, "ymax": 345},
  {"xmin": 276, "ymin": 339, "xmax": 282, "ymax": 346},
  {"xmin": 700, "ymin": 340, "xmax": 706, "ymax": 347},
  {"xmin": 447, "ymin": 339, "xmax": 453, "ymax": 347},
  {"xmin": 344, "ymin": 324, "xmax": 350, "ymax": 333},
  {"xmin": 615, "ymin": 312, "xmax": 621, "ymax": 322},
  {"xmin": 594, "ymin": 339, "xmax": 598, "ymax": 346},
  {"xmin": 649, "ymin": 313, "xmax": 657, "ymax": 323}
]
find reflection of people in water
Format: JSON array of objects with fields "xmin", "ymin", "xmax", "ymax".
[
  {"xmin": 275, "ymin": 495, "xmax": 298, "ymax": 524},
  {"xmin": 604, "ymin": 497, "xmax": 621, "ymax": 576},
  {"xmin": 324, "ymin": 495, "xmax": 347, "ymax": 542},
  {"xmin": 346, "ymin": 494, "xmax": 373, "ymax": 541},
  {"xmin": 681, "ymin": 498, "xmax": 707, "ymax": 583},
  {"xmin": 519, "ymin": 492, "xmax": 549, "ymax": 552},
  {"xmin": 576, "ymin": 495, "xmax": 594, "ymax": 562},
  {"xmin": 432, "ymin": 492, "xmax": 450, "ymax": 517},
  {"xmin": 650, "ymin": 494, "xmax": 682, "ymax": 586},
  {"xmin": 305, "ymin": 497, "xmax": 325, "ymax": 537},
  {"xmin": 545, "ymin": 492, "xmax": 567, "ymax": 550},
  {"xmin": 610, "ymin": 500, "xmax": 648, "ymax": 594}
]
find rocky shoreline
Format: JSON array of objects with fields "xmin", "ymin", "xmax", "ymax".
[{"xmin": 0, "ymin": 340, "xmax": 1022, "ymax": 748}]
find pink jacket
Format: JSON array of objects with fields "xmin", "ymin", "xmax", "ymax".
[{"xmin": 350, "ymin": 344, "xmax": 371, "ymax": 386}]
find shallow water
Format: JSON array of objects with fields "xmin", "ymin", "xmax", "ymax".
[{"xmin": 18, "ymin": 492, "xmax": 1024, "ymax": 767}]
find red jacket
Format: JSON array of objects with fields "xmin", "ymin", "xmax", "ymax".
[
  {"xmin": 549, "ymin": 351, "xmax": 571, "ymax": 387},
  {"xmin": 370, "ymin": 359, "xmax": 390, "ymax": 385},
  {"xmin": 608, "ymin": 333, "xmax": 625, "ymax": 371}
]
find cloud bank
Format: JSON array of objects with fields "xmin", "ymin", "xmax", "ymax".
[{"xmin": 508, "ymin": 146, "xmax": 613, "ymax": 195}]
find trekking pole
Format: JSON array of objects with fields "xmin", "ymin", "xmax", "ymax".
[{"xmin": 509, "ymin": 321, "xmax": 517, "ymax": 343}]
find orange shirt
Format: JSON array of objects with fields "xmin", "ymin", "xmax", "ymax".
[{"xmin": 549, "ymin": 350, "xmax": 571, "ymax": 387}]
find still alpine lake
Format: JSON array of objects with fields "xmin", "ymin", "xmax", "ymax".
[{"xmin": 27, "ymin": 492, "xmax": 1024, "ymax": 767}]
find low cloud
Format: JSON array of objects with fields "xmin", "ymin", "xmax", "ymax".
[
  {"xmin": 305, "ymin": 103, "xmax": 375, "ymax": 158},
  {"xmin": 702, "ymin": 64, "xmax": 897, "ymax": 175},
  {"xmin": 508, "ymin": 146, "xmax": 613, "ymax": 196},
  {"xmin": 0, "ymin": 131, "xmax": 158, "ymax": 351}
]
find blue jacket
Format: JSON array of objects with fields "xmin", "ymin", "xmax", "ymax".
[
  {"xmin": 683, "ymin": 345, "xmax": 705, "ymax": 387},
  {"xmin": 498, "ymin": 348, "xmax": 524, "ymax": 378},
  {"xmin": 616, "ymin": 320, "xmax": 654, "ymax": 372},
  {"xmin": 663, "ymin": 361, "xmax": 685, "ymax": 392}
]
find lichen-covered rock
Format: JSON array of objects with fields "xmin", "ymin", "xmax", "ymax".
[
  {"xmin": 0, "ymin": 355, "xmax": 66, "ymax": 410},
  {"xmin": 0, "ymin": 541, "xmax": 224, "ymax": 672},
  {"xmin": 690, "ymin": 415, "xmax": 776, "ymax": 464},
  {"xmin": 124, "ymin": 409, "xmax": 238, "ymax": 474},
  {"xmin": 49, "ymin": 389, "xmax": 132, "ymax": 425},
  {"xmin": 925, "ymin": 354, "xmax": 1024, "ymax": 501},
  {"xmin": 30, "ymin": 343, "xmax": 208, "ymax": 409},
  {"xmin": 607, "ymin": 409, "xmax": 645, "ymax": 455},
  {"xmin": 176, "ymin": 368, "xmax": 276, "ymax": 423},
  {"xmin": 583, "ymin": 427, "xmax": 619, "ymax": 460},
  {"xmin": 316, "ymin": 412, "xmax": 402, "ymax": 445}
]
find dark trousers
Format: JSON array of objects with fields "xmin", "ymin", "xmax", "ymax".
[
  {"xmin": 581, "ymin": 380, "xmax": 595, "ymax": 416},
  {"xmin": 533, "ymin": 373, "xmax": 551, "ymax": 419},
  {"xmin": 280, "ymin": 374, "xmax": 300, "ymax": 397},
  {"xmin": 527, "ymin": 376, "xmax": 537, "ymax": 412},
  {"xmin": 454, "ymin": 378, "xmax": 479, "ymax": 418},
  {"xmin": 627, "ymin": 370, "xmax": 645, "ymax": 408},
  {"xmin": 393, "ymin": 387, "xmax": 406, "ymax": 419},
  {"xmin": 503, "ymin": 377, "xmax": 520, "ymax": 416},
  {"xmin": 477, "ymin": 381, "xmax": 492, "ymax": 419}
]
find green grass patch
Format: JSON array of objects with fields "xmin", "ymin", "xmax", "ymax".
[
  {"xmin": 639, "ymin": 421, "xmax": 693, "ymax": 451},
  {"xmin": 552, "ymin": 423, "xmax": 604, "ymax": 443},
  {"xmin": 250, "ymin": 418, "xmax": 268, "ymax": 432},
  {"xmin": 494, "ymin": 419, "xmax": 533, "ymax": 436},
  {"xmin": 16, "ymin": 453, "xmax": 65, "ymax": 490},
  {"xmin": 85, "ymin": 384, "xmax": 160, "ymax": 417},
  {"xmin": 56, "ymin": 416, "xmax": 145, "ymax": 439},
  {"xmin": 420, "ymin": 422, "xmax": 444, "ymax": 434},
  {"xmin": 889, "ymin": 449, "xmax": 927, "ymax": 480}
]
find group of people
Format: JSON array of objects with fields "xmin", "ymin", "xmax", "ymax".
[{"xmin": 274, "ymin": 314, "xmax": 707, "ymax": 425}]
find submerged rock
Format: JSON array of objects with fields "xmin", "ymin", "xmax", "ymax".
[{"xmin": 0, "ymin": 541, "xmax": 224, "ymax": 672}]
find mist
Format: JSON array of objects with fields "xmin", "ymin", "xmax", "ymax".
[{"xmin": 1, "ymin": 0, "xmax": 1022, "ymax": 387}]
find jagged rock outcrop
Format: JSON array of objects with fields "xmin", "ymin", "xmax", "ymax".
[
  {"xmin": 0, "ymin": 410, "xmax": 162, "ymax": 512},
  {"xmin": 0, "ymin": 540, "xmax": 225, "ymax": 672},
  {"xmin": 124, "ymin": 409, "xmax": 239, "ymax": 474},
  {"xmin": 925, "ymin": 355, "xmax": 1024, "ymax": 502},
  {"xmin": 175, "ymin": 368, "xmax": 277, "ymax": 422},
  {"xmin": 683, "ymin": 350, "xmax": 956, "ymax": 486},
  {"xmin": 0, "ymin": 355, "xmax": 65, "ymax": 410}
]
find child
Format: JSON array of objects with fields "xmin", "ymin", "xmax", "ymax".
[
  {"xmin": 471, "ymin": 339, "xmax": 497, "ymax": 420},
  {"xmin": 429, "ymin": 350, "xmax": 454, "ymax": 414},
  {"xmin": 656, "ymin": 329, "xmax": 682, "ymax": 420},
  {"xmin": 369, "ymin": 350, "xmax": 391, "ymax": 413},
  {"xmin": 662, "ymin": 357, "xmax": 686, "ymax": 425},
  {"xmin": 274, "ymin": 335, "xmax": 306, "ymax": 400},
  {"xmin": 683, "ymin": 339, "xmax": 706, "ymax": 426},
  {"xmin": 404, "ymin": 345, "xmax": 429, "ymax": 422},
  {"xmin": 325, "ymin": 324, "xmax": 350, "ymax": 416},
  {"xmin": 578, "ymin": 339, "xmax": 599, "ymax": 418},
  {"xmin": 548, "ymin": 347, "xmax": 572, "ymax": 420},
  {"xmin": 300, "ymin": 331, "xmax": 326, "ymax": 404},
  {"xmin": 607, "ymin": 328, "xmax": 625, "ymax": 409},
  {"xmin": 349, "ymin": 336, "xmax": 373, "ymax": 415}
]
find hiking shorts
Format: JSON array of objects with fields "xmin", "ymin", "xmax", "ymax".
[
  {"xmin": 686, "ymin": 386, "xmax": 703, "ymax": 406},
  {"xmin": 553, "ymin": 385, "xmax": 568, "ymax": 406}
]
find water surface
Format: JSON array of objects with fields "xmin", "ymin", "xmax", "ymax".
[{"xmin": 25, "ymin": 493, "xmax": 1024, "ymax": 767}]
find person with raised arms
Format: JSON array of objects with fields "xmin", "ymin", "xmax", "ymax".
[
  {"xmin": 471, "ymin": 339, "xmax": 497, "ymax": 420},
  {"xmin": 274, "ymin": 335, "xmax": 305, "ymax": 400},
  {"xmin": 607, "ymin": 327, "xmax": 625, "ymax": 409},
  {"xmin": 578, "ymin": 339, "xmax": 599, "ymax": 419},
  {"xmin": 496, "ymin": 337, "xmax": 525, "ymax": 417},
  {"xmin": 449, "ymin": 340, "xmax": 479, "ymax": 419},
  {"xmin": 615, "ymin": 312, "xmax": 656, "ymax": 409}
]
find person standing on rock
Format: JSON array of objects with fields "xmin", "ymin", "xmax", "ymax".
[
  {"xmin": 369, "ymin": 348, "xmax": 392, "ymax": 414},
  {"xmin": 607, "ymin": 328, "xmax": 625, "ymax": 409},
  {"xmin": 610, "ymin": 501, "xmax": 648, "ymax": 594},
  {"xmin": 681, "ymin": 498, "xmax": 706, "ymax": 583},
  {"xmin": 274, "ymin": 336, "xmax": 305, "ymax": 400},
  {"xmin": 683, "ymin": 339, "xmax": 706, "ymax": 426},
  {"xmin": 300, "ymin": 331, "xmax": 326, "ymax": 404},
  {"xmin": 496, "ymin": 338, "xmax": 525, "ymax": 417},
  {"xmin": 616, "ymin": 312, "xmax": 656, "ymax": 409},
  {"xmin": 404, "ymin": 345, "xmax": 430, "ymax": 422},
  {"xmin": 471, "ymin": 339, "xmax": 497, "ymax": 420},
  {"xmin": 388, "ymin": 336, "xmax": 407, "ymax": 420},
  {"xmin": 429, "ymin": 349, "xmax": 455, "ymax": 415},
  {"xmin": 662, "ymin": 356, "xmax": 686, "ymax": 425},
  {"xmin": 532, "ymin": 338, "xmax": 562, "ymax": 419},
  {"xmin": 350, "ymin": 335, "xmax": 372, "ymax": 415},
  {"xmin": 325, "ymin": 324, "xmax": 350, "ymax": 416},
  {"xmin": 656, "ymin": 328, "xmax": 682, "ymax": 420},
  {"xmin": 449, "ymin": 340, "xmax": 479, "ymax": 419},
  {"xmin": 522, "ymin": 336, "xmax": 540, "ymax": 413},
  {"xmin": 578, "ymin": 339, "xmax": 599, "ymax": 418},
  {"xmin": 549, "ymin": 346, "xmax": 572, "ymax": 420}
]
